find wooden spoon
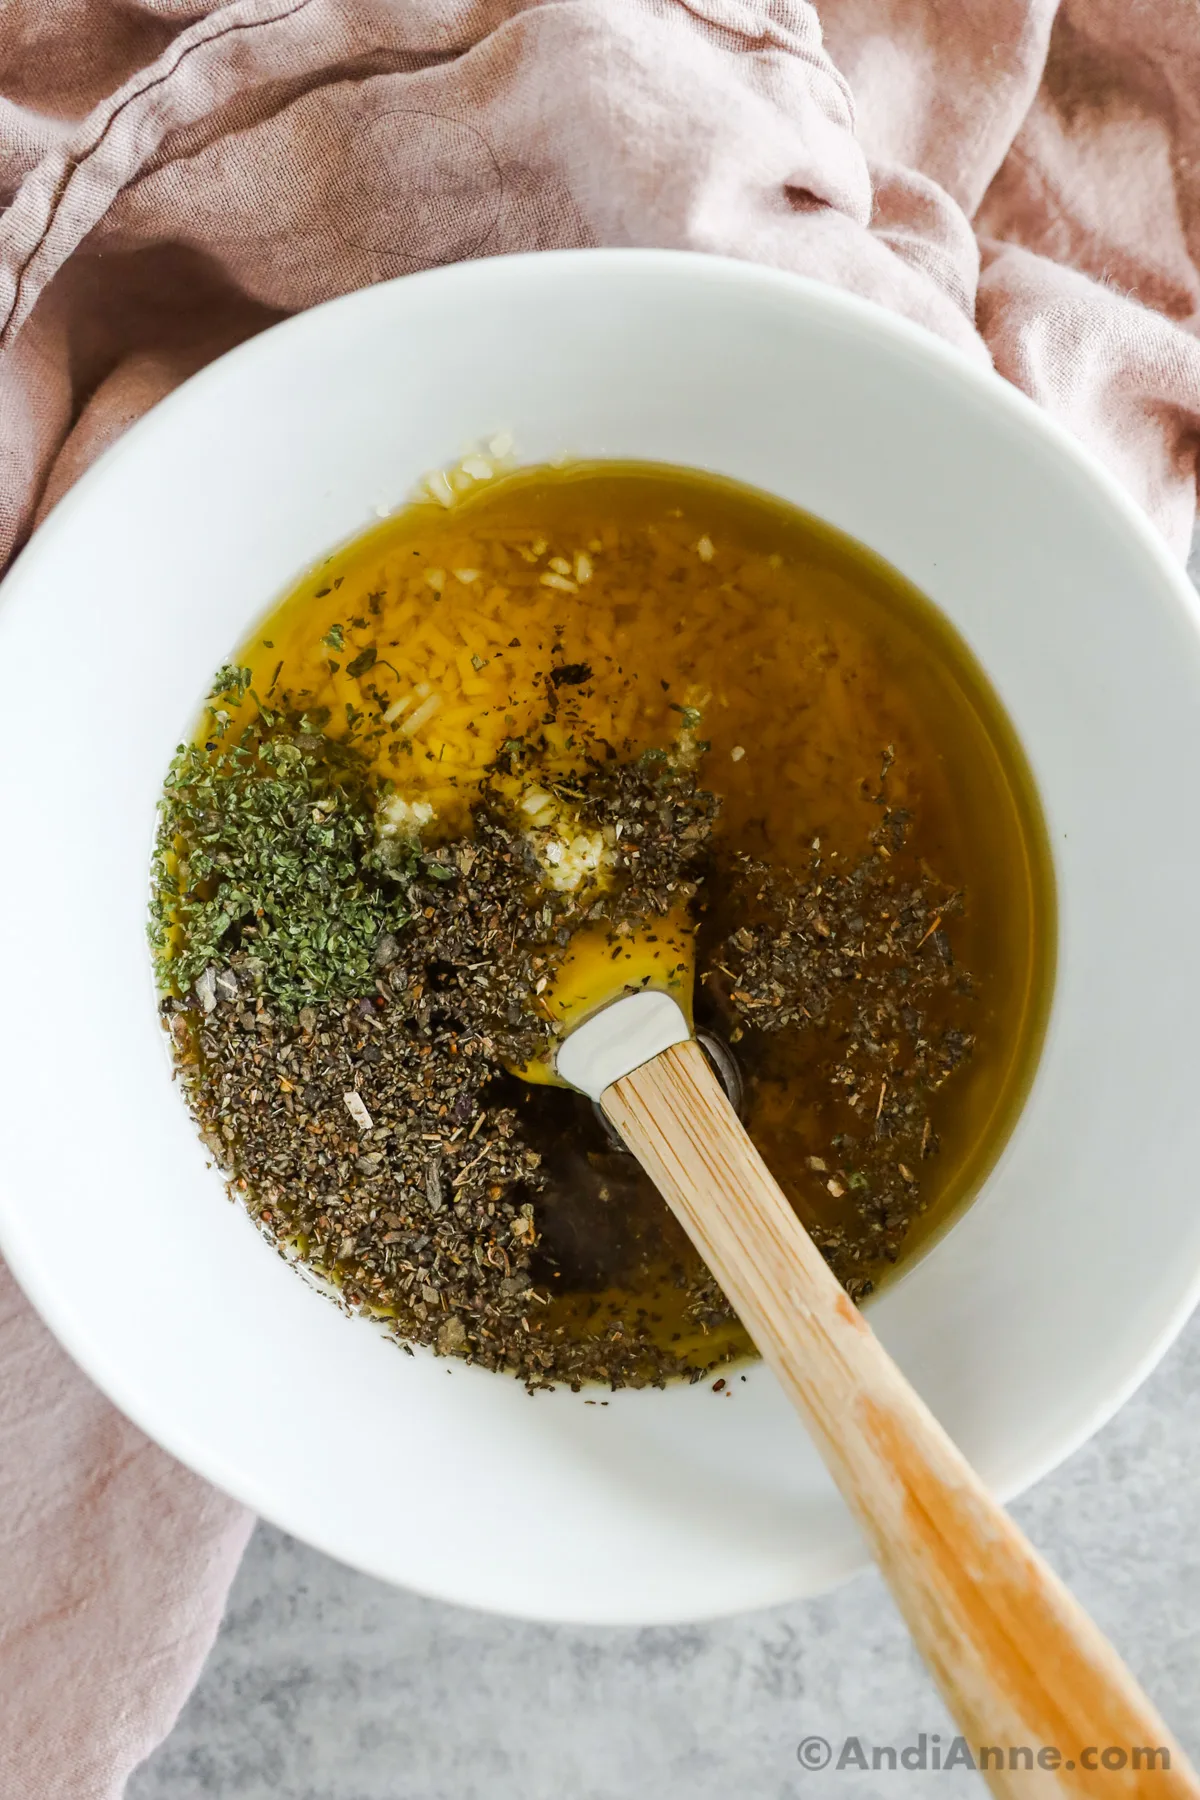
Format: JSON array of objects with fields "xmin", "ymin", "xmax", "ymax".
[{"xmin": 552, "ymin": 988, "xmax": 1200, "ymax": 1799}]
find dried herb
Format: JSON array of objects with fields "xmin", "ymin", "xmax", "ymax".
[
  {"xmin": 149, "ymin": 672, "xmax": 408, "ymax": 1015},
  {"xmin": 669, "ymin": 701, "xmax": 703, "ymax": 730},
  {"xmin": 704, "ymin": 802, "xmax": 975, "ymax": 1299},
  {"xmin": 155, "ymin": 696, "xmax": 725, "ymax": 1388}
]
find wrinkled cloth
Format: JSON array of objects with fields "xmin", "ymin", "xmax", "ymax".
[
  {"xmin": 0, "ymin": 1266, "xmax": 253, "ymax": 1800},
  {"xmin": 2, "ymin": 2, "xmax": 1200, "ymax": 1794}
]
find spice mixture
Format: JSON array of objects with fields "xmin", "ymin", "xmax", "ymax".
[{"xmin": 151, "ymin": 461, "xmax": 1052, "ymax": 1389}]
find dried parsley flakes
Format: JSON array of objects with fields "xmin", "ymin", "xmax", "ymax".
[{"xmin": 149, "ymin": 671, "xmax": 412, "ymax": 1015}]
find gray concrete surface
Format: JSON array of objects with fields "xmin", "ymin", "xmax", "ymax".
[{"xmin": 128, "ymin": 1315, "xmax": 1200, "ymax": 1799}]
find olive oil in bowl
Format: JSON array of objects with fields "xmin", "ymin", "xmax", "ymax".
[{"xmin": 152, "ymin": 461, "xmax": 1054, "ymax": 1388}]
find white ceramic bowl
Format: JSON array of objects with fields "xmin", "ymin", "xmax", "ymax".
[{"xmin": 2, "ymin": 251, "xmax": 1200, "ymax": 1625}]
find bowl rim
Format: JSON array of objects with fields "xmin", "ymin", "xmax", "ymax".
[{"xmin": 3, "ymin": 245, "xmax": 1200, "ymax": 1620}]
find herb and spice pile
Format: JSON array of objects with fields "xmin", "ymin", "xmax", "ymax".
[{"xmin": 149, "ymin": 460, "xmax": 1050, "ymax": 1392}]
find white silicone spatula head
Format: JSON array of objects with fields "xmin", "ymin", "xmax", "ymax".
[{"xmin": 553, "ymin": 988, "xmax": 691, "ymax": 1100}]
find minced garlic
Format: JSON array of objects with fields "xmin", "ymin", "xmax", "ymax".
[
  {"xmin": 376, "ymin": 793, "xmax": 435, "ymax": 843},
  {"xmin": 515, "ymin": 784, "xmax": 615, "ymax": 894}
]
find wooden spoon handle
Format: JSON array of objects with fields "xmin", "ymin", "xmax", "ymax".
[{"xmin": 603, "ymin": 1040, "xmax": 1198, "ymax": 1799}]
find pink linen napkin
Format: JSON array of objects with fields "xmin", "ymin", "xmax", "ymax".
[{"xmin": 2, "ymin": 3, "xmax": 1199, "ymax": 1793}]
